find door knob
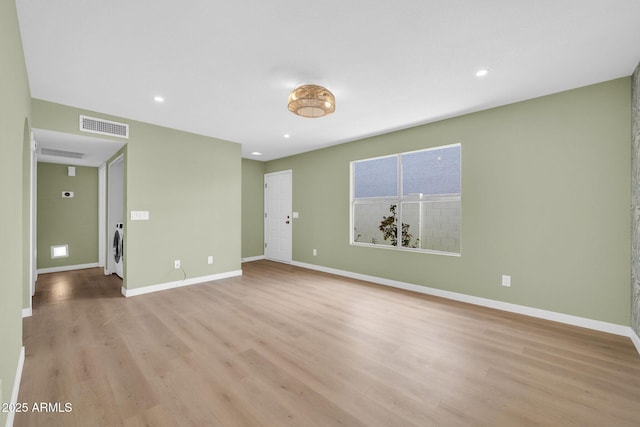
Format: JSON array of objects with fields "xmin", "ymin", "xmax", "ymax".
[{"xmin": 285, "ymin": 220, "xmax": 290, "ymax": 224}]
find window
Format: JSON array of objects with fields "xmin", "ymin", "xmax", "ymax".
[
  {"xmin": 351, "ymin": 143, "xmax": 461, "ymax": 255},
  {"xmin": 51, "ymin": 244, "xmax": 69, "ymax": 258}
]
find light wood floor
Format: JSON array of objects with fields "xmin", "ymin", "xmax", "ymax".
[{"xmin": 16, "ymin": 260, "xmax": 640, "ymax": 426}]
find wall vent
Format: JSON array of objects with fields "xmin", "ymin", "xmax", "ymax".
[
  {"xmin": 79, "ymin": 115, "xmax": 129, "ymax": 139},
  {"xmin": 40, "ymin": 147, "xmax": 85, "ymax": 159}
]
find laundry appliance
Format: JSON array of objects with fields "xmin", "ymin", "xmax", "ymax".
[{"xmin": 113, "ymin": 223, "xmax": 124, "ymax": 278}]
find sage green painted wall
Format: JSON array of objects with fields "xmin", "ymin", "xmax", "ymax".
[
  {"xmin": 37, "ymin": 163, "xmax": 99, "ymax": 269},
  {"xmin": 0, "ymin": 0, "xmax": 31, "ymax": 421},
  {"xmin": 32, "ymin": 99, "xmax": 242, "ymax": 290},
  {"xmin": 242, "ymin": 159, "xmax": 265, "ymax": 258},
  {"xmin": 266, "ymin": 78, "xmax": 631, "ymax": 326}
]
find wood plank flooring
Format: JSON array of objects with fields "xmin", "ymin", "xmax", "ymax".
[{"xmin": 15, "ymin": 260, "xmax": 640, "ymax": 426}]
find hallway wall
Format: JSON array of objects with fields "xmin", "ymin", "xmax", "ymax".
[{"xmin": 37, "ymin": 163, "xmax": 99, "ymax": 269}]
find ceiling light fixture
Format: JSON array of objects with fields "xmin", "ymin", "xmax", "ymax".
[
  {"xmin": 288, "ymin": 84, "xmax": 335, "ymax": 118},
  {"xmin": 153, "ymin": 95, "xmax": 164, "ymax": 102},
  {"xmin": 283, "ymin": 134, "xmax": 290, "ymax": 139},
  {"xmin": 251, "ymin": 151, "xmax": 263, "ymax": 156},
  {"xmin": 475, "ymin": 69, "xmax": 489, "ymax": 77}
]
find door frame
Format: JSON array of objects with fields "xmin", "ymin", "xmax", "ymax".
[
  {"xmin": 29, "ymin": 131, "xmax": 37, "ymax": 298},
  {"xmin": 98, "ymin": 163, "xmax": 106, "ymax": 269},
  {"xmin": 264, "ymin": 170, "xmax": 292, "ymax": 263},
  {"xmin": 106, "ymin": 154, "xmax": 124, "ymax": 275}
]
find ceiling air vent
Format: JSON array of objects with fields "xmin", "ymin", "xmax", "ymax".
[
  {"xmin": 40, "ymin": 148, "xmax": 85, "ymax": 159},
  {"xmin": 79, "ymin": 115, "xmax": 129, "ymax": 139}
]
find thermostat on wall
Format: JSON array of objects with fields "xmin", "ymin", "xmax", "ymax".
[{"xmin": 62, "ymin": 191, "xmax": 74, "ymax": 198}]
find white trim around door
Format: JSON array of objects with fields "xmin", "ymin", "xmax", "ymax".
[{"xmin": 264, "ymin": 170, "xmax": 292, "ymax": 263}]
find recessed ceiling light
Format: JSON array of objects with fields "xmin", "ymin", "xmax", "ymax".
[
  {"xmin": 251, "ymin": 151, "xmax": 263, "ymax": 156},
  {"xmin": 153, "ymin": 95, "xmax": 164, "ymax": 103},
  {"xmin": 283, "ymin": 134, "xmax": 290, "ymax": 139},
  {"xmin": 475, "ymin": 69, "xmax": 489, "ymax": 77}
]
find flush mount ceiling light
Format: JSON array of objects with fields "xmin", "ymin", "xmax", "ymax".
[{"xmin": 288, "ymin": 85, "xmax": 335, "ymax": 118}]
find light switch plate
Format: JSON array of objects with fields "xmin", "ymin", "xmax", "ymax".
[{"xmin": 131, "ymin": 210, "xmax": 149, "ymax": 221}]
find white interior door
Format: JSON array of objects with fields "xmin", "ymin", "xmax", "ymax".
[{"xmin": 264, "ymin": 170, "xmax": 292, "ymax": 263}]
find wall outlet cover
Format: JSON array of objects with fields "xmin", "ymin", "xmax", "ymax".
[{"xmin": 502, "ymin": 275, "xmax": 511, "ymax": 287}]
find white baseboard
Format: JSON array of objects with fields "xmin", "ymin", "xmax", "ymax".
[
  {"xmin": 6, "ymin": 346, "xmax": 25, "ymax": 427},
  {"xmin": 122, "ymin": 270, "xmax": 243, "ymax": 297},
  {"xmin": 241, "ymin": 255, "xmax": 265, "ymax": 263},
  {"xmin": 37, "ymin": 262, "xmax": 99, "ymax": 274},
  {"xmin": 291, "ymin": 261, "xmax": 634, "ymax": 340},
  {"xmin": 21, "ymin": 308, "xmax": 32, "ymax": 318}
]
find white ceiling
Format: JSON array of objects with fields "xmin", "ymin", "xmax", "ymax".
[
  {"xmin": 34, "ymin": 128, "xmax": 125, "ymax": 167},
  {"xmin": 16, "ymin": 1, "xmax": 640, "ymax": 161}
]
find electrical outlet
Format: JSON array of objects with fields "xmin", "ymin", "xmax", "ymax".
[
  {"xmin": 312, "ymin": 248, "xmax": 317, "ymax": 256},
  {"xmin": 174, "ymin": 260, "xmax": 181, "ymax": 269},
  {"xmin": 207, "ymin": 256, "xmax": 213, "ymax": 265},
  {"xmin": 501, "ymin": 274, "xmax": 511, "ymax": 287}
]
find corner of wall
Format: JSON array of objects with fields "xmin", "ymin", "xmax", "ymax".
[{"xmin": 631, "ymin": 61, "xmax": 640, "ymax": 339}]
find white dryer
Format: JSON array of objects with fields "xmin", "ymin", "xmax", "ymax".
[{"xmin": 113, "ymin": 223, "xmax": 124, "ymax": 278}]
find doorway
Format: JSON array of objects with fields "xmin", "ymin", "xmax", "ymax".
[
  {"xmin": 264, "ymin": 170, "xmax": 292, "ymax": 263},
  {"xmin": 107, "ymin": 154, "xmax": 125, "ymax": 278}
]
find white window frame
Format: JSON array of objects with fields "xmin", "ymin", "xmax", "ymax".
[{"xmin": 350, "ymin": 143, "xmax": 461, "ymax": 256}]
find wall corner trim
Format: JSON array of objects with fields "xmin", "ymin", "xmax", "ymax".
[
  {"xmin": 21, "ymin": 308, "xmax": 32, "ymax": 318},
  {"xmin": 631, "ymin": 329, "xmax": 640, "ymax": 355},
  {"xmin": 291, "ymin": 261, "xmax": 637, "ymax": 347},
  {"xmin": 121, "ymin": 270, "xmax": 243, "ymax": 298},
  {"xmin": 6, "ymin": 346, "xmax": 26, "ymax": 427},
  {"xmin": 241, "ymin": 255, "xmax": 265, "ymax": 263},
  {"xmin": 37, "ymin": 262, "xmax": 99, "ymax": 275}
]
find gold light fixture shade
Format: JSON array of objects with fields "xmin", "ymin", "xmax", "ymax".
[{"xmin": 288, "ymin": 84, "xmax": 335, "ymax": 118}]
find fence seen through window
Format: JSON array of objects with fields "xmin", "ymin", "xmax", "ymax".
[{"xmin": 351, "ymin": 143, "xmax": 461, "ymax": 254}]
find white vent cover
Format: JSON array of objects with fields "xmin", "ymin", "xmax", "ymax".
[
  {"xmin": 40, "ymin": 147, "xmax": 85, "ymax": 159},
  {"xmin": 79, "ymin": 115, "xmax": 129, "ymax": 139}
]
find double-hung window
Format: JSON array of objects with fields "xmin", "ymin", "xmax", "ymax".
[{"xmin": 351, "ymin": 143, "xmax": 461, "ymax": 255}]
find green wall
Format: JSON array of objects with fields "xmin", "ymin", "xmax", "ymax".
[
  {"xmin": 266, "ymin": 78, "xmax": 631, "ymax": 326},
  {"xmin": 37, "ymin": 163, "xmax": 99, "ymax": 269},
  {"xmin": 0, "ymin": 0, "xmax": 31, "ymax": 423},
  {"xmin": 32, "ymin": 99, "xmax": 242, "ymax": 290},
  {"xmin": 242, "ymin": 159, "xmax": 265, "ymax": 259}
]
